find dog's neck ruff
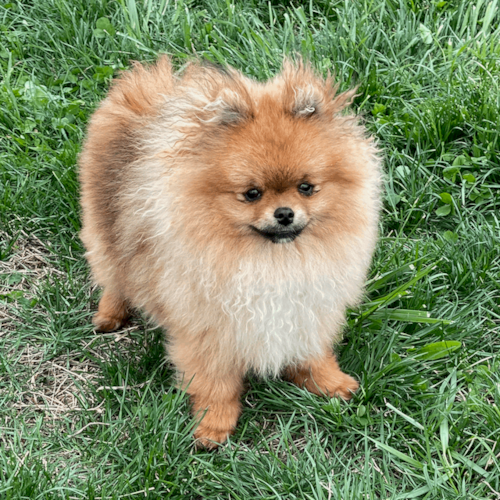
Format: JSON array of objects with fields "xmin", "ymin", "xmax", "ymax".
[{"xmin": 205, "ymin": 248, "xmax": 360, "ymax": 376}]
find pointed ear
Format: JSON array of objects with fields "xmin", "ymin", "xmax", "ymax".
[
  {"xmin": 182, "ymin": 62, "xmax": 254, "ymax": 127},
  {"xmin": 280, "ymin": 57, "xmax": 358, "ymax": 119},
  {"xmin": 200, "ymin": 87, "xmax": 254, "ymax": 126},
  {"xmin": 291, "ymin": 85, "xmax": 324, "ymax": 117}
]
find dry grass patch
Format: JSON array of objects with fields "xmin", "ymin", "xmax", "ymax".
[
  {"xmin": 0, "ymin": 230, "xmax": 149, "ymax": 430},
  {"xmin": 0, "ymin": 229, "xmax": 67, "ymax": 329}
]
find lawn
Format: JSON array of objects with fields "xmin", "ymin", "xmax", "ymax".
[{"xmin": 1, "ymin": 0, "xmax": 499, "ymax": 498}]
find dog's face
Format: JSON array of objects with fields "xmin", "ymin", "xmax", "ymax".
[
  {"xmin": 220, "ymin": 125, "xmax": 344, "ymax": 246},
  {"xmin": 185, "ymin": 114, "xmax": 366, "ymax": 251},
  {"xmin": 239, "ymin": 182, "xmax": 314, "ymax": 245},
  {"xmin": 174, "ymin": 64, "xmax": 376, "ymax": 253}
]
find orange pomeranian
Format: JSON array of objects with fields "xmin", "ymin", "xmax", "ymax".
[{"xmin": 79, "ymin": 56, "xmax": 382, "ymax": 448}]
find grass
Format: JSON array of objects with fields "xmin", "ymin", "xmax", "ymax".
[{"xmin": 0, "ymin": 0, "xmax": 499, "ymax": 498}]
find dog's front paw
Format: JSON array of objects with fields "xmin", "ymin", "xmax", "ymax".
[
  {"xmin": 194, "ymin": 424, "xmax": 234, "ymax": 450},
  {"xmin": 286, "ymin": 353, "xmax": 359, "ymax": 400},
  {"xmin": 192, "ymin": 399, "xmax": 241, "ymax": 449},
  {"xmin": 322, "ymin": 372, "xmax": 359, "ymax": 400}
]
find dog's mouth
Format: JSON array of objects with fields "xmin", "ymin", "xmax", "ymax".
[{"xmin": 251, "ymin": 225, "xmax": 305, "ymax": 244}]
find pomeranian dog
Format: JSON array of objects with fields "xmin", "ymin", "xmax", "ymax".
[{"xmin": 79, "ymin": 56, "xmax": 381, "ymax": 448}]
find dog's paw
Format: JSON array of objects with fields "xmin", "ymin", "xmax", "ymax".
[
  {"xmin": 93, "ymin": 290, "xmax": 129, "ymax": 332},
  {"xmin": 193, "ymin": 424, "xmax": 233, "ymax": 450},
  {"xmin": 191, "ymin": 399, "xmax": 240, "ymax": 449},
  {"xmin": 326, "ymin": 372, "xmax": 359, "ymax": 400},
  {"xmin": 301, "ymin": 371, "xmax": 359, "ymax": 400},
  {"xmin": 286, "ymin": 355, "xmax": 359, "ymax": 400},
  {"xmin": 92, "ymin": 312, "xmax": 126, "ymax": 332}
]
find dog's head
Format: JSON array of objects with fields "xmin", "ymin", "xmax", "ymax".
[{"xmin": 170, "ymin": 60, "xmax": 380, "ymax": 256}]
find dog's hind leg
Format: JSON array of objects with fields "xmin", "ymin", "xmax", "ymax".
[{"xmin": 93, "ymin": 288, "xmax": 129, "ymax": 332}]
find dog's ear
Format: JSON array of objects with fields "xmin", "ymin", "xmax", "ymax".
[
  {"xmin": 182, "ymin": 62, "xmax": 254, "ymax": 127},
  {"xmin": 200, "ymin": 87, "xmax": 253, "ymax": 126},
  {"xmin": 280, "ymin": 57, "xmax": 357, "ymax": 120}
]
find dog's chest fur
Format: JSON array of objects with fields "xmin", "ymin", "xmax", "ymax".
[{"xmin": 218, "ymin": 256, "xmax": 360, "ymax": 376}]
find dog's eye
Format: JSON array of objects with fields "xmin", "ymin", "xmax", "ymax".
[
  {"xmin": 244, "ymin": 188, "xmax": 262, "ymax": 202},
  {"xmin": 298, "ymin": 183, "xmax": 314, "ymax": 196}
]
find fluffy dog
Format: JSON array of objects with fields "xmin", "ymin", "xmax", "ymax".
[{"xmin": 79, "ymin": 56, "xmax": 381, "ymax": 447}]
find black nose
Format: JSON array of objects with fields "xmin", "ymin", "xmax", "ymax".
[{"xmin": 274, "ymin": 207, "xmax": 294, "ymax": 226}]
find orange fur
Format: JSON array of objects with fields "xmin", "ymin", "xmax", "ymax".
[
  {"xmin": 79, "ymin": 56, "xmax": 382, "ymax": 447},
  {"xmin": 284, "ymin": 352, "xmax": 359, "ymax": 399},
  {"xmin": 93, "ymin": 289, "xmax": 129, "ymax": 332}
]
